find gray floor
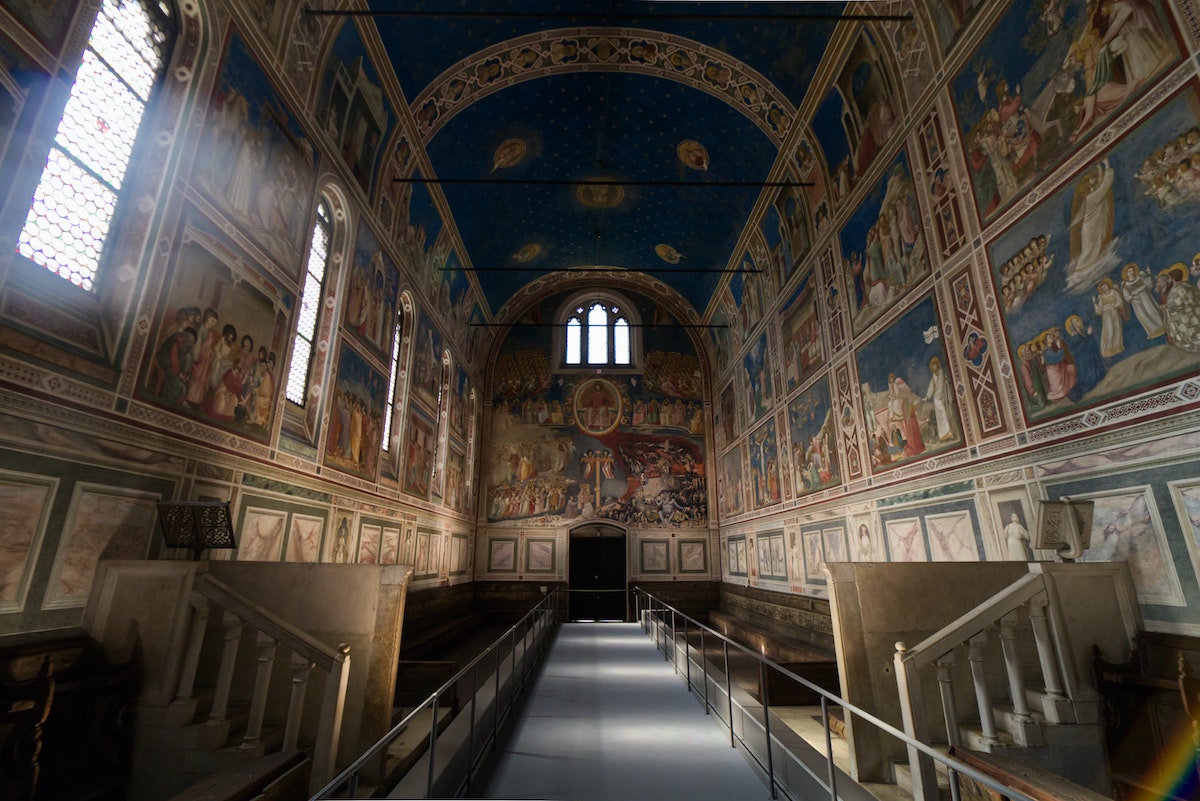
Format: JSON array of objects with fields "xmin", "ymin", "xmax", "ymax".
[{"xmin": 469, "ymin": 622, "xmax": 773, "ymax": 801}]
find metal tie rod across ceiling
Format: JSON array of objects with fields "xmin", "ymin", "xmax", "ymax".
[
  {"xmin": 451, "ymin": 267, "xmax": 763, "ymax": 274},
  {"xmin": 304, "ymin": 8, "xmax": 912, "ymax": 22},
  {"xmin": 393, "ymin": 177, "xmax": 813, "ymax": 188},
  {"xmin": 470, "ymin": 322, "xmax": 728, "ymax": 328}
]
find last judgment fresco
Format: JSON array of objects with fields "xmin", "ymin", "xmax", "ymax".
[{"xmin": 486, "ymin": 344, "xmax": 707, "ymax": 529}]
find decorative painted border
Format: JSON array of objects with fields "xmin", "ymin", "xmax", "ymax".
[{"xmin": 411, "ymin": 28, "xmax": 796, "ymax": 147}]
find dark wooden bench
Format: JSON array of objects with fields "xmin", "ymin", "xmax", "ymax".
[
  {"xmin": 706, "ymin": 610, "xmax": 840, "ymax": 706},
  {"xmin": 1, "ymin": 634, "xmax": 138, "ymax": 801},
  {"xmin": 949, "ymin": 747, "xmax": 1113, "ymax": 801}
]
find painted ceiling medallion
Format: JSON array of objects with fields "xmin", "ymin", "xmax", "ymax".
[
  {"xmin": 492, "ymin": 138, "xmax": 527, "ymax": 171},
  {"xmin": 513, "ymin": 243, "xmax": 542, "ymax": 263},
  {"xmin": 677, "ymin": 139, "xmax": 709, "ymax": 171},
  {"xmin": 576, "ymin": 181, "xmax": 625, "ymax": 209},
  {"xmin": 655, "ymin": 244, "xmax": 684, "ymax": 264}
]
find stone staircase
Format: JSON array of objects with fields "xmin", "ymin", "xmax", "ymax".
[
  {"xmin": 892, "ymin": 563, "xmax": 1141, "ymax": 800},
  {"xmin": 890, "ymin": 745, "xmax": 1114, "ymax": 801},
  {"xmin": 83, "ymin": 563, "xmax": 356, "ymax": 801}
]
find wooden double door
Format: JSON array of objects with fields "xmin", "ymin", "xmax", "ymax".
[{"xmin": 568, "ymin": 525, "xmax": 627, "ymax": 621}]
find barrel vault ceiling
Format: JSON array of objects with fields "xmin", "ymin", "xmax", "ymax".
[{"xmin": 350, "ymin": 1, "xmax": 862, "ymax": 321}]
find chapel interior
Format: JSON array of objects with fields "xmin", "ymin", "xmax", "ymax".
[{"xmin": 2, "ymin": 0, "xmax": 1200, "ymax": 800}]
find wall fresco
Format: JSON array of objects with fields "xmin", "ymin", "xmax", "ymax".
[
  {"xmin": 748, "ymin": 417, "xmax": 782, "ymax": 509},
  {"xmin": 138, "ymin": 214, "xmax": 292, "ymax": 443},
  {"xmin": 485, "ymin": 372, "xmax": 706, "ymax": 528},
  {"xmin": 788, "ymin": 375, "xmax": 840, "ymax": 498},
  {"xmin": 344, "ymin": 220, "xmax": 400, "ymax": 361},
  {"xmin": 771, "ymin": 177, "xmax": 812, "ymax": 286},
  {"xmin": 411, "ymin": 311, "xmax": 445, "ymax": 413},
  {"xmin": 194, "ymin": 31, "xmax": 317, "ymax": 274},
  {"xmin": 813, "ymin": 30, "xmax": 900, "ymax": 204},
  {"xmin": 318, "ymin": 20, "xmax": 392, "ymax": 197},
  {"xmin": 323, "ymin": 343, "xmax": 388, "ymax": 481},
  {"xmin": 742, "ymin": 331, "xmax": 774, "ymax": 424},
  {"xmin": 840, "ymin": 152, "xmax": 929, "ymax": 334},
  {"xmin": 927, "ymin": 0, "xmax": 989, "ymax": 55},
  {"xmin": 4, "ymin": 0, "xmax": 75, "ymax": 49},
  {"xmin": 721, "ymin": 445, "xmax": 745, "ymax": 518},
  {"xmin": 401, "ymin": 408, "xmax": 437, "ymax": 500},
  {"xmin": 989, "ymin": 87, "xmax": 1200, "ymax": 424},
  {"xmin": 856, "ymin": 295, "xmax": 963, "ymax": 473},
  {"xmin": 0, "ymin": 38, "xmax": 39, "ymax": 174},
  {"xmin": 717, "ymin": 380, "xmax": 737, "ymax": 450},
  {"xmin": 953, "ymin": 0, "xmax": 1180, "ymax": 222},
  {"xmin": 780, "ymin": 269, "xmax": 824, "ymax": 393}
]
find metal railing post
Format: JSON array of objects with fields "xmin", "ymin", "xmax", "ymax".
[
  {"xmin": 822, "ymin": 696, "xmax": 839, "ymax": 801},
  {"xmin": 620, "ymin": 589, "xmax": 1046, "ymax": 801},
  {"xmin": 760, "ymin": 661, "xmax": 777, "ymax": 800},
  {"xmin": 427, "ymin": 693, "xmax": 440, "ymax": 797},
  {"xmin": 724, "ymin": 639, "xmax": 735, "ymax": 748},
  {"xmin": 493, "ymin": 644, "xmax": 501, "ymax": 747},
  {"xmin": 684, "ymin": 617, "xmax": 691, "ymax": 691},
  {"xmin": 671, "ymin": 609, "xmax": 678, "ymax": 671},
  {"xmin": 656, "ymin": 604, "xmax": 664, "ymax": 656},
  {"xmin": 467, "ymin": 660, "xmax": 478, "ymax": 793},
  {"xmin": 509, "ymin": 627, "xmax": 517, "ymax": 714}
]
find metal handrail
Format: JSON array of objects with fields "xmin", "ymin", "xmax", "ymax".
[
  {"xmin": 634, "ymin": 588, "xmax": 1039, "ymax": 801},
  {"xmin": 310, "ymin": 589, "xmax": 563, "ymax": 799},
  {"xmin": 195, "ymin": 573, "xmax": 347, "ymax": 670}
]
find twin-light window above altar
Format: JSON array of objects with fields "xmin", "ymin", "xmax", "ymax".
[{"xmin": 560, "ymin": 294, "xmax": 640, "ymax": 370}]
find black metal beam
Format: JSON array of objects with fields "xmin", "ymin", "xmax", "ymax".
[
  {"xmin": 470, "ymin": 322, "xmax": 727, "ymax": 328},
  {"xmin": 449, "ymin": 267, "xmax": 761, "ymax": 273},
  {"xmin": 394, "ymin": 177, "xmax": 812, "ymax": 188},
  {"xmin": 305, "ymin": 8, "xmax": 912, "ymax": 23}
]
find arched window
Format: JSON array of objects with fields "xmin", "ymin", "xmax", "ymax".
[
  {"xmin": 559, "ymin": 294, "xmax": 639, "ymax": 369},
  {"xmin": 465, "ymin": 387, "xmax": 477, "ymax": 493},
  {"xmin": 432, "ymin": 350, "xmax": 451, "ymax": 491},
  {"xmin": 381, "ymin": 306, "xmax": 407, "ymax": 452},
  {"xmin": 17, "ymin": 0, "xmax": 173, "ymax": 291},
  {"xmin": 286, "ymin": 197, "xmax": 332, "ymax": 405}
]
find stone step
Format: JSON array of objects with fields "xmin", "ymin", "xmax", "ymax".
[{"xmin": 890, "ymin": 754, "xmax": 952, "ymax": 798}]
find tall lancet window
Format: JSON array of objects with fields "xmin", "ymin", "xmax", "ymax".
[
  {"xmin": 286, "ymin": 197, "xmax": 332, "ymax": 406},
  {"xmin": 17, "ymin": 0, "xmax": 173, "ymax": 291},
  {"xmin": 586, "ymin": 303, "xmax": 609, "ymax": 364}
]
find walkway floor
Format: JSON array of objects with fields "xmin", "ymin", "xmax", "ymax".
[{"xmin": 468, "ymin": 622, "xmax": 772, "ymax": 801}]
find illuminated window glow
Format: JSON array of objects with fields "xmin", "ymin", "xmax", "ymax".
[
  {"xmin": 17, "ymin": 0, "xmax": 170, "ymax": 291},
  {"xmin": 286, "ymin": 198, "xmax": 331, "ymax": 405},
  {"xmin": 563, "ymin": 298, "xmax": 636, "ymax": 368},
  {"xmin": 382, "ymin": 315, "xmax": 404, "ymax": 450}
]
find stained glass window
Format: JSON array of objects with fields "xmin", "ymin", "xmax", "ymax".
[
  {"xmin": 286, "ymin": 198, "xmax": 331, "ymax": 405},
  {"xmin": 17, "ymin": 0, "xmax": 171, "ymax": 291}
]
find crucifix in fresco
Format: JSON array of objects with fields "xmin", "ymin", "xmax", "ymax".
[{"xmin": 580, "ymin": 449, "xmax": 615, "ymax": 505}]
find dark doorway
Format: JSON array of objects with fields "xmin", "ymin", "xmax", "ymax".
[{"xmin": 568, "ymin": 525, "xmax": 627, "ymax": 621}]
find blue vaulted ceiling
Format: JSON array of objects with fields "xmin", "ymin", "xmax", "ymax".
[{"xmin": 370, "ymin": 1, "xmax": 840, "ymax": 316}]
